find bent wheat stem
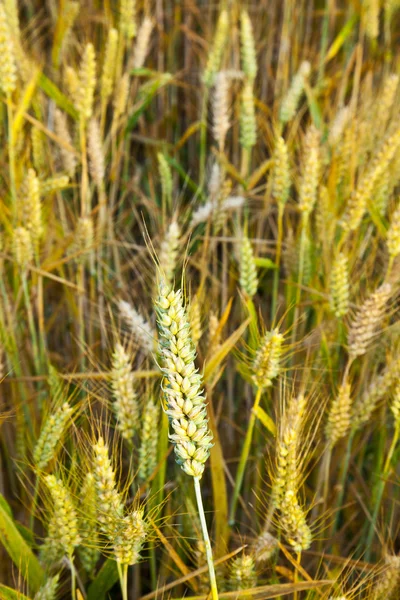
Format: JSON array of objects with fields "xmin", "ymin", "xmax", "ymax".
[
  {"xmin": 229, "ymin": 387, "xmax": 262, "ymax": 525},
  {"xmin": 194, "ymin": 476, "xmax": 219, "ymax": 600}
]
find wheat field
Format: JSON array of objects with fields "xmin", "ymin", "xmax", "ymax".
[{"xmin": 0, "ymin": 0, "xmax": 400, "ymax": 598}]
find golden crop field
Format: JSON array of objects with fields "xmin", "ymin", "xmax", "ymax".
[{"xmin": 0, "ymin": 1, "xmax": 400, "ymax": 599}]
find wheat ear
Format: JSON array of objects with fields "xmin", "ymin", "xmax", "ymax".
[{"xmin": 155, "ymin": 281, "xmax": 218, "ymax": 600}]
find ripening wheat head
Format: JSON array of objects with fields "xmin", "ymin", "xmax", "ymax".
[
  {"xmin": 348, "ymin": 283, "xmax": 392, "ymax": 359},
  {"xmin": 118, "ymin": 299, "xmax": 155, "ymax": 355},
  {"xmin": 110, "ymin": 342, "xmax": 139, "ymax": 440},
  {"xmin": 155, "ymin": 282, "xmax": 213, "ymax": 478},
  {"xmin": 34, "ymin": 402, "xmax": 73, "ymax": 470},
  {"xmin": 273, "ymin": 394, "xmax": 312, "ymax": 552},
  {"xmin": 353, "ymin": 355, "xmax": 400, "ymax": 429},
  {"xmin": 228, "ymin": 554, "xmax": 257, "ymax": 590},
  {"xmin": 240, "ymin": 235, "xmax": 258, "ymax": 297},
  {"xmin": 252, "ymin": 329, "xmax": 284, "ymax": 390},
  {"xmin": 43, "ymin": 474, "xmax": 81, "ymax": 557},
  {"xmin": 371, "ymin": 554, "xmax": 400, "ymax": 600}
]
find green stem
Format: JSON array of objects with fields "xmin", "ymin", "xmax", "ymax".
[
  {"xmin": 77, "ymin": 264, "xmax": 86, "ymax": 369},
  {"xmin": 117, "ymin": 561, "xmax": 129, "ymax": 600},
  {"xmin": 7, "ymin": 97, "xmax": 16, "ymax": 222},
  {"xmin": 294, "ymin": 551, "xmax": 301, "ymax": 600},
  {"xmin": 149, "ymin": 542, "xmax": 157, "ymax": 591},
  {"xmin": 321, "ymin": 446, "xmax": 332, "ymax": 537},
  {"xmin": 79, "ymin": 119, "xmax": 88, "ymax": 217},
  {"xmin": 240, "ymin": 147, "xmax": 251, "ymax": 182},
  {"xmin": 199, "ymin": 88, "xmax": 210, "ymax": 188},
  {"xmin": 21, "ymin": 272, "xmax": 41, "ymax": 374},
  {"xmin": 271, "ymin": 204, "xmax": 284, "ymax": 321},
  {"xmin": 331, "ymin": 427, "xmax": 355, "ymax": 538},
  {"xmin": 317, "ymin": 0, "xmax": 330, "ymax": 86},
  {"xmin": 291, "ymin": 218, "xmax": 307, "ymax": 346},
  {"xmin": 69, "ymin": 555, "xmax": 76, "ymax": 600},
  {"xmin": 386, "ymin": 255, "xmax": 394, "ymax": 281},
  {"xmin": 29, "ymin": 476, "xmax": 39, "ymax": 532},
  {"xmin": 365, "ymin": 423, "xmax": 400, "ymax": 559},
  {"xmin": 194, "ymin": 476, "xmax": 219, "ymax": 600},
  {"xmin": 229, "ymin": 387, "xmax": 262, "ymax": 525}
]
